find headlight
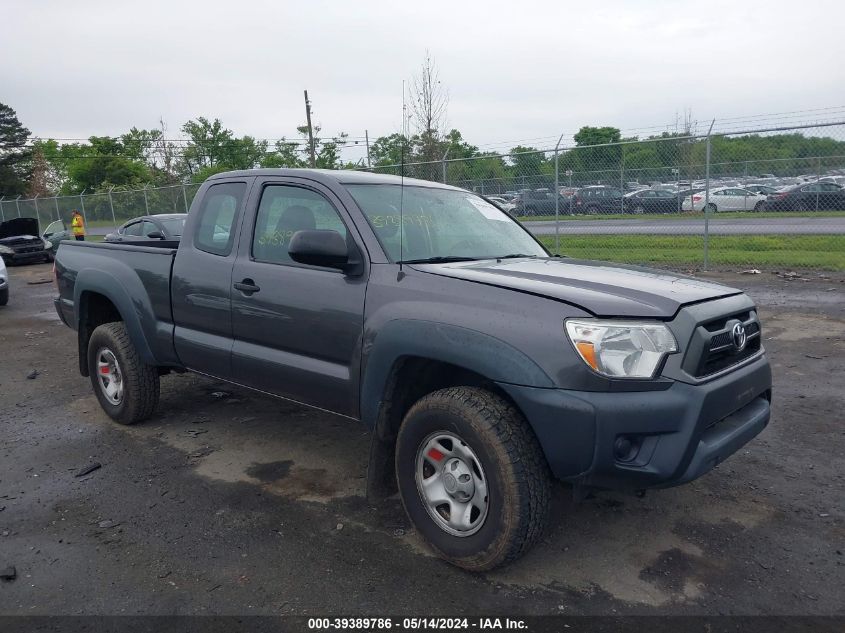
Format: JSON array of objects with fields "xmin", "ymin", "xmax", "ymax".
[
  {"xmin": 565, "ymin": 319, "xmax": 678, "ymax": 378},
  {"xmin": 43, "ymin": 238, "xmax": 52, "ymax": 248},
  {"xmin": 0, "ymin": 245, "xmax": 13, "ymax": 255}
]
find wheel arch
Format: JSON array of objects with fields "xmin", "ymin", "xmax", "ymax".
[
  {"xmin": 74, "ymin": 271, "xmax": 158, "ymax": 376},
  {"xmin": 361, "ymin": 320, "xmax": 554, "ymax": 501}
]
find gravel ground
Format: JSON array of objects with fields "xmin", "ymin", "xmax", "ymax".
[{"xmin": 0, "ymin": 263, "xmax": 843, "ymax": 616}]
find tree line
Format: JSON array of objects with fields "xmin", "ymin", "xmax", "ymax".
[{"xmin": 3, "ymin": 92, "xmax": 844, "ymax": 201}]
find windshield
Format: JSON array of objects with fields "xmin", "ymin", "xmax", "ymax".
[
  {"xmin": 44, "ymin": 220, "xmax": 65, "ymax": 235},
  {"xmin": 345, "ymin": 184, "xmax": 547, "ymax": 262},
  {"xmin": 159, "ymin": 217, "xmax": 186, "ymax": 236}
]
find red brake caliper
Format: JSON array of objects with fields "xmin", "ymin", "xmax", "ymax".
[{"xmin": 427, "ymin": 447, "xmax": 444, "ymax": 462}]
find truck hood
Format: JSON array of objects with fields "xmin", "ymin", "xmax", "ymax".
[
  {"xmin": 0, "ymin": 218, "xmax": 39, "ymax": 240},
  {"xmin": 412, "ymin": 257, "xmax": 743, "ymax": 318}
]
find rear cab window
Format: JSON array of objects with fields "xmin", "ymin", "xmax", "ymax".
[{"xmin": 194, "ymin": 182, "xmax": 247, "ymax": 256}]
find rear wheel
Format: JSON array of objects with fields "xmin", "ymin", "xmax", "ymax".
[
  {"xmin": 0, "ymin": 287, "xmax": 8, "ymax": 306},
  {"xmin": 585, "ymin": 205, "xmax": 600, "ymax": 215},
  {"xmin": 632, "ymin": 205, "xmax": 646, "ymax": 214},
  {"xmin": 753, "ymin": 201, "xmax": 764, "ymax": 211},
  {"xmin": 395, "ymin": 387, "xmax": 551, "ymax": 571},
  {"xmin": 87, "ymin": 322, "xmax": 160, "ymax": 424},
  {"xmin": 704, "ymin": 203, "xmax": 717, "ymax": 213}
]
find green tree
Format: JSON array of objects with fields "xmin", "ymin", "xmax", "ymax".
[
  {"xmin": 180, "ymin": 117, "xmax": 268, "ymax": 180},
  {"xmin": 369, "ymin": 133, "xmax": 409, "ymax": 168},
  {"xmin": 0, "ymin": 102, "xmax": 32, "ymax": 196}
]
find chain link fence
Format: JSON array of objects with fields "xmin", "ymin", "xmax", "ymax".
[
  {"xmin": 373, "ymin": 121, "xmax": 845, "ymax": 271},
  {"xmin": 2, "ymin": 121, "xmax": 843, "ymax": 271},
  {"xmin": 0, "ymin": 183, "xmax": 200, "ymax": 236}
]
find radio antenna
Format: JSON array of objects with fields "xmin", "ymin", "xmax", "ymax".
[{"xmin": 399, "ymin": 79, "xmax": 406, "ymax": 272}]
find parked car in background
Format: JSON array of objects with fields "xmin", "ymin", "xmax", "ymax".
[
  {"xmin": 743, "ymin": 184, "xmax": 779, "ymax": 196},
  {"xmin": 42, "ymin": 219, "xmax": 73, "ymax": 257},
  {"xmin": 763, "ymin": 182, "xmax": 845, "ymax": 211},
  {"xmin": 682, "ymin": 187, "xmax": 768, "ymax": 212},
  {"xmin": 486, "ymin": 196, "xmax": 516, "ymax": 212},
  {"xmin": 0, "ymin": 255, "xmax": 8, "ymax": 306},
  {"xmin": 104, "ymin": 214, "xmax": 187, "ymax": 242},
  {"xmin": 0, "ymin": 218, "xmax": 52, "ymax": 265},
  {"xmin": 512, "ymin": 189, "xmax": 568, "ymax": 215},
  {"xmin": 571, "ymin": 186, "xmax": 624, "ymax": 214},
  {"xmin": 623, "ymin": 188, "xmax": 681, "ymax": 214}
]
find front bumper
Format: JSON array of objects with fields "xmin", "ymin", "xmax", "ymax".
[
  {"xmin": 2, "ymin": 249, "xmax": 49, "ymax": 264},
  {"xmin": 499, "ymin": 352, "xmax": 772, "ymax": 490}
]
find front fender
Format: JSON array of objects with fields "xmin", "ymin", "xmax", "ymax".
[{"xmin": 359, "ymin": 319, "xmax": 555, "ymax": 429}]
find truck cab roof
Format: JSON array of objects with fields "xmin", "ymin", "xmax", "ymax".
[{"xmin": 207, "ymin": 168, "xmax": 464, "ymax": 190}]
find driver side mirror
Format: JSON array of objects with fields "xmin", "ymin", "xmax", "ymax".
[
  {"xmin": 289, "ymin": 229, "xmax": 360, "ymax": 274},
  {"xmin": 146, "ymin": 230, "xmax": 165, "ymax": 239}
]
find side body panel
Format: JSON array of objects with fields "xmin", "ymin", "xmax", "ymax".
[
  {"xmin": 229, "ymin": 176, "xmax": 370, "ymax": 418},
  {"xmin": 171, "ymin": 178, "xmax": 254, "ymax": 379},
  {"xmin": 54, "ymin": 241, "xmax": 179, "ymax": 366}
]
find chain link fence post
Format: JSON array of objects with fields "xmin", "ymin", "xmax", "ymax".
[
  {"xmin": 554, "ymin": 134, "xmax": 563, "ymax": 254},
  {"xmin": 15, "ymin": 195, "xmax": 22, "ymax": 218},
  {"xmin": 143, "ymin": 185, "xmax": 150, "ymax": 214},
  {"xmin": 703, "ymin": 119, "xmax": 715, "ymax": 270},
  {"xmin": 619, "ymin": 147, "xmax": 625, "ymax": 214},
  {"xmin": 182, "ymin": 184, "xmax": 189, "ymax": 213},
  {"xmin": 0, "ymin": 196, "xmax": 4, "ymax": 221},
  {"xmin": 108, "ymin": 186, "xmax": 117, "ymax": 227},
  {"xmin": 79, "ymin": 190, "xmax": 88, "ymax": 227},
  {"xmin": 53, "ymin": 196, "xmax": 60, "ymax": 220},
  {"xmin": 33, "ymin": 195, "xmax": 41, "ymax": 228},
  {"xmin": 441, "ymin": 148, "xmax": 449, "ymax": 184}
]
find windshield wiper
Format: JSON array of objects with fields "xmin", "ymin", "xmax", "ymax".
[
  {"xmin": 497, "ymin": 253, "xmax": 540, "ymax": 259},
  {"xmin": 399, "ymin": 256, "xmax": 480, "ymax": 264}
]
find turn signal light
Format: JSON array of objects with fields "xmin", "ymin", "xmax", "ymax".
[{"xmin": 575, "ymin": 341, "xmax": 598, "ymax": 370}]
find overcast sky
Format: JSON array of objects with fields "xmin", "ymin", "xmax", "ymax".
[{"xmin": 3, "ymin": 0, "xmax": 845, "ymax": 162}]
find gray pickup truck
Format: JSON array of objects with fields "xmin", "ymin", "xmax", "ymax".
[{"xmin": 54, "ymin": 169, "xmax": 772, "ymax": 571}]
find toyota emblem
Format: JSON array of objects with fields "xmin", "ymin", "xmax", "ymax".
[{"xmin": 731, "ymin": 322, "xmax": 747, "ymax": 352}]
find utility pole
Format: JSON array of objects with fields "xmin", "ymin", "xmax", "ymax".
[
  {"xmin": 365, "ymin": 129, "xmax": 371, "ymax": 168},
  {"xmin": 304, "ymin": 90, "xmax": 317, "ymax": 168}
]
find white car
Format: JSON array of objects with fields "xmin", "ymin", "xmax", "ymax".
[
  {"xmin": 682, "ymin": 187, "xmax": 768, "ymax": 212},
  {"xmin": 486, "ymin": 196, "xmax": 516, "ymax": 212},
  {"xmin": 0, "ymin": 256, "xmax": 8, "ymax": 306}
]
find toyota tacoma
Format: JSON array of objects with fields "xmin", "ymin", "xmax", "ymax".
[{"xmin": 53, "ymin": 169, "xmax": 772, "ymax": 570}]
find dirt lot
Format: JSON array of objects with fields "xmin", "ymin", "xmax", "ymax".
[{"xmin": 0, "ymin": 263, "xmax": 843, "ymax": 616}]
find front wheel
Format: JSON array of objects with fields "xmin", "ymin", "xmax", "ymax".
[
  {"xmin": 87, "ymin": 322, "xmax": 160, "ymax": 424},
  {"xmin": 0, "ymin": 287, "xmax": 8, "ymax": 306},
  {"xmin": 753, "ymin": 201, "xmax": 764, "ymax": 211},
  {"xmin": 704, "ymin": 203, "xmax": 717, "ymax": 213},
  {"xmin": 395, "ymin": 387, "xmax": 551, "ymax": 571}
]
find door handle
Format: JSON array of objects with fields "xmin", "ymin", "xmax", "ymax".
[{"xmin": 233, "ymin": 279, "xmax": 260, "ymax": 295}]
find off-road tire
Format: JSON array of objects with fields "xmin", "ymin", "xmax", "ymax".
[
  {"xmin": 88, "ymin": 322, "xmax": 159, "ymax": 424},
  {"xmin": 395, "ymin": 386, "xmax": 551, "ymax": 571}
]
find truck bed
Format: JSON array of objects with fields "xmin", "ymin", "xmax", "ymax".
[{"xmin": 54, "ymin": 240, "xmax": 181, "ymax": 369}]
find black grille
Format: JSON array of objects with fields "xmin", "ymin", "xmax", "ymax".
[
  {"xmin": 700, "ymin": 336, "xmax": 761, "ymax": 376},
  {"xmin": 690, "ymin": 311, "xmax": 762, "ymax": 378}
]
